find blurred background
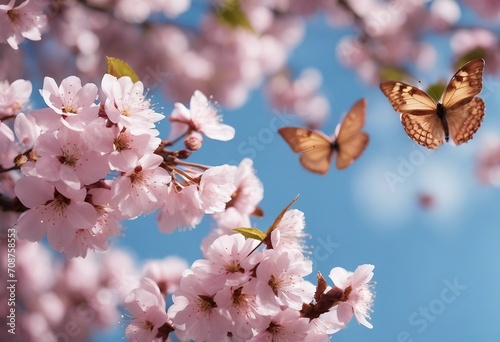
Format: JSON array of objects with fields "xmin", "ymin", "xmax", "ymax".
[{"xmin": 2, "ymin": 0, "xmax": 500, "ymax": 341}]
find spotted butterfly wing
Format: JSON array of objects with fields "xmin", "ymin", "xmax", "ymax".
[
  {"xmin": 380, "ymin": 58, "xmax": 485, "ymax": 149},
  {"xmin": 278, "ymin": 99, "xmax": 369, "ymax": 174}
]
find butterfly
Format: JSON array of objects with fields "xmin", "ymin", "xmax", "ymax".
[
  {"xmin": 380, "ymin": 58, "xmax": 485, "ymax": 150},
  {"xmin": 278, "ymin": 98, "xmax": 369, "ymax": 174}
]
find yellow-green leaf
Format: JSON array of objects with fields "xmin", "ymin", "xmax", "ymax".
[
  {"xmin": 215, "ymin": 0, "xmax": 254, "ymax": 32},
  {"xmin": 455, "ymin": 48, "xmax": 486, "ymax": 70},
  {"xmin": 106, "ymin": 56, "xmax": 139, "ymax": 83},
  {"xmin": 233, "ymin": 227, "xmax": 266, "ymax": 241},
  {"xmin": 426, "ymin": 80, "xmax": 446, "ymax": 103},
  {"xmin": 379, "ymin": 66, "xmax": 412, "ymax": 82}
]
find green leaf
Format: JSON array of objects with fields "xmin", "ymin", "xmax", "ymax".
[
  {"xmin": 455, "ymin": 48, "xmax": 486, "ymax": 70},
  {"xmin": 106, "ymin": 56, "xmax": 140, "ymax": 83},
  {"xmin": 379, "ymin": 66, "xmax": 412, "ymax": 82},
  {"xmin": 426, "ymin": 80, "xmax": 447, "ymax": 103},
  {"xmin": 215, "ymin": 0, "xmax": 254, "ymax": 32},
  {"xmin": 233, "ymin": 227, "xmax": 266, "ymax": 241}
]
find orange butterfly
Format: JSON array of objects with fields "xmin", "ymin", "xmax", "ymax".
[
  {"xmin": 278, "ymin": 99, "xmax": 369, "ymax": 174},
  {"xmin": 380, "ymin": 58, "xmax": 485, "ymax": 149}
]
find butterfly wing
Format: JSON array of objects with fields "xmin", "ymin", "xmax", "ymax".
[
  {"xmin": 447, "ymin": 97, "xmax": 485, "ymax": 145},
  {"xmin": 400, "ymin": 113, "xmax": 444, "ymax": 149},
  {"xmin": 335, "ymin": 99, "xmax": 369, "ymax": 170},
  {"xmin": 381, "ymin": 81, "xmax": 444, "ymax": 148},
  {"xmin": 380, "ymin": 81, "xmax": 437, "ymax": 115},
  {"xmin": 278, "ymin": 127, "xmax": 334, "ymax": 174},
  {"xmin": 441, "ymin": 58, "xmax": 484, "ymax": 109},
  {"xmin": 336, "ymin": 133, "xmax": 370, "ymax": 170}
]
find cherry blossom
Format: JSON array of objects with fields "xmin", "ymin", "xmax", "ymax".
[
  {"xmin": 101, "ymin": 74, "xmax": 164, "ymax": 134},
  {"xmin": 169, "ymin": 90, "xmax": 235, "ymax": 141},
  {"xmin": 213, "ymin": 158, "xmax": 264, "ymax": 229},
  {"xmin": 111, "ymin": 153, "xmax": 171, "ymax": 218},
  {"xmin": 329, "ymin": 264, "xmax": 375, "ymax": 329},
  {"xmin": 31, "ymin": 76, "xmax": 98, "ymax": 131},
  {"xmin": 0, "ymin": 0, "xmax": 47, "ymax": 50},
  {"xmin": 0, "ymin": 79, "xmax": 31, "ymax": 119},
  {"xmin": 14, "ymin": 177, "xmax": 97, "ymax": 250},
  {"xmin": 124, "ymin": 278, "xmax": 170, "ymax": 342},
  {"xmin": 33, "ymin": 127, "xmax": 109, "ymax": 189}
]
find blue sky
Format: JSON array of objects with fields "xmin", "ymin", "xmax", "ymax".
[{"xmin": 95, "ymin": 7, "xmax": 500, "ymax": 342}]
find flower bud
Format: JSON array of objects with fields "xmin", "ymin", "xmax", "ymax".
[{"xmin": 184, "ymin": 131, "xmax": 203, "ymax": 151}]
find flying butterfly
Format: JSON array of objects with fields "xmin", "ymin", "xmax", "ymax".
[
  {"xmin": 278, "ymin": 98, "xmax": 369, "ymax": 174},
  {"xmin": 380, "ymin": 58, "xmax": 485, "ymax": 150}
]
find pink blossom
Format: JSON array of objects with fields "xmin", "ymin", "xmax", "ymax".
[
  {"xmin": 111, "ymin": 153, "xmax": 171, "ymax": 218},
  {"xmin": 101, "ymin": 74, "xmax": 164, "ymax": 134},
  {"xmin": 14, "ymin": 112, "xmax": 41, "ymax": 148},
  {"xmin": 60, "ymin": 187, "xmax": 122, "ymax": 258},
  {"xmin": 124, "ymin": 278, "xmax": 170, "ymax": 342},
  {"xmin": 213, "ymin": 158, "xmax": 264, "ymax": 228},
  {"xmin": 168, "ymin": 270, "xmax": 233, "ymax": 342},
  {"xmin": 0, "ymin": 79, "xmax": 31, "ymax": 118},
  {"xmin": 157, "ymin": 183, "xmax": 204, "ymax": 233},
  {"xmin": 33, "ymin": 127, "xmax": 110, "ymax": 189},
  {"xmin": 199, "ymin": 164, "xmax": 236, "ymax": 214},
  {"xmin": 169, "ymin": 90, "xmax": 235, "ymax": 141},
  {"xmin": 32, "ymin": 76, "xmax": 98, "ymax": 131},
  {"xmin": 142, "ymin": 256, "xmax": 189, "ymax": 294},
  {"xmin": 267, "ymin": 68, "xmax": 329, "ymax": 128},
  {"xmin": 0, "ymin": 121, "xmax": 18, "ymax": 168},
  {"xmin": 14, "ymin": 177, "xmax": 97, "ymax": 250},
  {"xmin": 192, "ymin": 234, "xmax": 258, "ymax": 292},
  {"xmin": 329, "ymin": 264, "xmax": 375, "ymax": 329},
  {"xmin": 0, "ymin": 0, "xmax": 47, "ymax": 50},
  {"xmin": 214, "ymin": 281, "xmax": 266, "ymax": 341},
  {"xmin": 251, "ymin": 308, "xmax": 311, "ymax": 342},
  {"xmin": 255, "ymin": 249, "xmax": 315, "ymax": 312},
  {"xmin": 270, "ymin": 209, "xmax": 308, "ymax": 252},
  {"xmin": 475, "ymin": 134, "xmax": 500, "ymax": 186}
]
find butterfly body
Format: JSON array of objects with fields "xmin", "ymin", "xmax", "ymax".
[
  {"xmin": 278, "ymin": 99, "xmax": 369, "ymax": 174},
  {"xmin": 380, "ymin": 58, "xmax": 485, "ymax": 149},
  {"xmin": 435, "ymin": 103, "xmax": 449, "ymax": 141}
]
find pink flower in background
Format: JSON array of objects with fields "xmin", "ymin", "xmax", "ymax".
[
  {"xmin": 31, "ymin": 76, "xmax": 98, "ymax": 131},
  {"xmin": 112, "ymin": 153, "xmax": 171, "ymax": 218},
  {"xmin": 475, "ymin": 134, "xmax": 500, "ymax": 186},
  {"xmin": 125, "ymin": 278, "xmax": 170, "ymax": 342},
  {"xmin": 142, "ymin": 256, "xmax": 189, "ymax": 295},
  {"xmin": 267, "ymin": 68, "xmax": 330, "ymax": 128},
  {"xmin": 101, "ymin": 74, "xmax": 164, "ymax": 134},
  {"xmin": 169, "ymin": 90, "xmax": 235, "ymax": 141},
  {"xmin": 329, "ymin": 264, "xmax": 375, "ymax": 329},
  {"xmin": 0, "ymin": 0, "xmax": 47, "ymax": 50},
  {"xmin": 0, "ymin": 79, "xmax": 31, "ymax": 118}
]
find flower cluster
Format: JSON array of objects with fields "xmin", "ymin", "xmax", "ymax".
[
  {"xmin": 0, "ymin": 240, "xmax": 137, "ymax": 342},
  {"xmin": 0, "ymin": 74, "xmax": 241, "ymax": 258},
  {"xmin": 124, "ymin": 208, "xmax": 375, "ymax": 341}
]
